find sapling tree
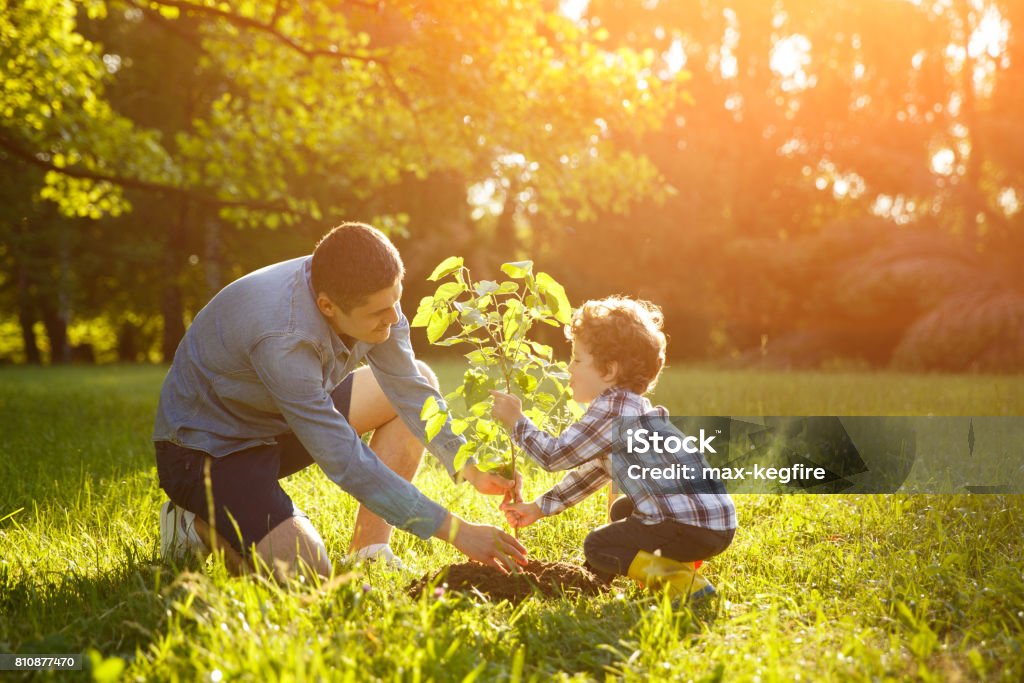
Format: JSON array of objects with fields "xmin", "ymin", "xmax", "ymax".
[{"xmin": 413, "ymin": 256, "xmax": 583, "ymax": 494}]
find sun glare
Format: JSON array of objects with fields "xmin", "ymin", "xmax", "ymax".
[
  {"xmin": 771, "ymin": 34, "xmax": 812, "ymax": 91},
  {"xmin": 560, "ymin": 0, "xmax": 589, "ymax": 23},
  {"xmin": 968, "ymin": 4, "xmax": 1009, "ymax": 60}
]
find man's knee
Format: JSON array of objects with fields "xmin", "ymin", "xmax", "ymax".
[
  {"xmin": 416, "ymin": 360, "xmax": 440, "ymax": 390},
  {"xmin": 257, "ymin": 516, "xmax": 332, "ymax": 579}
]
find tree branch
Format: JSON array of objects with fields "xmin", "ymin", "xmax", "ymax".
[
  {"xmin": 142, "ymin": 0, "xmax": 389, "ymax": 64},
  {"xmin": 0, "ymin": 130, "xmax": 296, "ymax": 213},
  {"xmin": 122, "ymin": 0, "xmax": 205, "ymax": 51}
]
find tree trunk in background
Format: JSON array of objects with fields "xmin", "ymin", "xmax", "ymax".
[
  {"xmin": 204, "ymin": 214, "xmax": 222, "ymax": 299},
  {"xmin": 15, "ymin": 266, "xmax": 41, "ymax": 365},
  {"xmin": 161, "ymin": 201, "xmax": 188, "ymax": 362},
  {"xmin": 40, "ymin": 304, "xmax": 68, "ymax": 364},
  {"xmin": 55, "ymin": 217, "xmax": 73, "ymax": 364},
  {"xmin": 160, "ymin": 283, "xmax": 184, "ymax": 361},
  {"xmin": 118, "ymin": 320, "xmax": 139, "ymax": 362}
]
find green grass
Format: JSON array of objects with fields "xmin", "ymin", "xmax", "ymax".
[{"xmin": 1, "ymin": 364, "xmax": 1022, "ymax": 681}]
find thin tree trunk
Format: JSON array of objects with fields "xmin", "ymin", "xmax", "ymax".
[
  {"xmin": 161, "ymin": 201, "xmax": 189, "ymax": 362},
  {"xmin": 204, "ymin": 214, "xmax": 222, "ymax": 299},
  {"xmin": 15, "ymin": 265, "xmax": 42, "ymax": 365},
  {"xmin": 41, "ymin": 304, "xmax": 68, "ymax": 365}
]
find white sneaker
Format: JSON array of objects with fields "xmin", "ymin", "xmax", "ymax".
[
  {"xmin": 159, "ymin": 500, "xmax": 209, "ymax": 561},
  {"xmin": 351, "ymin": 543, "xmax": 408, "ymax": 571}
]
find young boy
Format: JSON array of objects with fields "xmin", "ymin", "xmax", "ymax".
[{"xmin": 491, "ymin": 297, "xmax": 736, "ymax": 600}]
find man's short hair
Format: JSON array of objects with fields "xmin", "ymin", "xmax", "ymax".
[
  {"xmin": 567, "ymin": 296, "xmax": 667, "ymax": 395},
  {"xmin": 311, "ymin": 222, "xmax": 405, "ymax": 312}
]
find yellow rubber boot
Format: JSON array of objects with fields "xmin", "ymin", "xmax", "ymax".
[{"xmin": 627, "ymin": 551, "xmax": 716, "ymax": 601}]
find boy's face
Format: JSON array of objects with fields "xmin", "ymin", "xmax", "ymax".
[{"xmin": 569, "ymin": 341, "xmax": 617, "ymax": 403}]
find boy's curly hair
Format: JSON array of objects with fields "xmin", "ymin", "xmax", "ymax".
[{"xmin": 566, "ymin": 296, "xmax": 667, "ymax": 395}]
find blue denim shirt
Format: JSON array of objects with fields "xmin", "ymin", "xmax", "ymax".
[{"xmin": 153, "ymin": 256, "xmax": 466, "ymax": 539}]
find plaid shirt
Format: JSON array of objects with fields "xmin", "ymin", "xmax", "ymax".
[{"xmin": 512, "ymin": 387, "xmax": 737, "ymax": 531}]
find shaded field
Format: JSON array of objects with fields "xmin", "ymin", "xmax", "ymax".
[{"xmin": 1, "ymin": 365, "xmax": 1022, "ymax": 681}]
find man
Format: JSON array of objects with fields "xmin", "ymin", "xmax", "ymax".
[{"xmin": 154, "ymin": 222, "xmax": 527, "ymax": 578}]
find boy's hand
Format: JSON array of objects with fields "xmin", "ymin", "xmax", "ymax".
[
  {"xmin": 435, "ymin": 513, "xmax": 528, "ymax": 573},
  {"xmin": 490, "ymin": 390, "xmax": 525, "ymax": 430},
  {"xmin": 460, "ymin": 462, "xmax": 524, "ymax": 502},
  {"xmin": 499, "ymin": 500, "xmax": 543, "ymax": 529}
]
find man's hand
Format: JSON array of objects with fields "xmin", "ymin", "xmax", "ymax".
[
  {"xmin": 435, "ymin": 513, "xmax": 528, "ymax": 572},
  {"xmin": 460, "ymin": 461, "xmax": 524, "ymax": 503},
  {"xmin": 489, "ymin": 390, "xmax": 525, "ymax": 430},
  {"xmin": 499, "ymin": 500, "xmax": 543, "ymax": 529}
]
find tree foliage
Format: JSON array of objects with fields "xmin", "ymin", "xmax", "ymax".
[{"xmin": 1, "ymin": 0, "xmax": 1022, "ymax": 371}]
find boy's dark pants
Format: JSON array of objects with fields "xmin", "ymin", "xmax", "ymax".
[{"xmin": 583, "ymin": 497, "xmax": 735, "ymax": 582}]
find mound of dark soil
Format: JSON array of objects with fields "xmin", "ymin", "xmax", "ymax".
[{"xmin": 408, "ymin": 560, "xmax": 608, "ymax": 603}]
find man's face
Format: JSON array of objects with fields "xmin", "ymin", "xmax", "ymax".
[{"xmin": 318, "ymin": 279, "xmax": 403, "ymax": 344}]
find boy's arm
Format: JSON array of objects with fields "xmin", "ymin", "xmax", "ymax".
[
  {"xmin": 536, "ymin": 458, "xmax": 612, "ymax": 516},
  {"xmin": 509, "ymin": 392, "xmax": 622, "ymax": 472}
]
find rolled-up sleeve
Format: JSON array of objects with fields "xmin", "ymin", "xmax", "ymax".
[
  {"xmin": 365, "ymin": 307, "xmax": 470, "ymax": 479},
  {"xmin": 510, "ymin": 393, "xmax": 617, "ymax": 472},
  {"xmin": 250, "ymin": 335, "xmax": 447, "ymax": 539}
]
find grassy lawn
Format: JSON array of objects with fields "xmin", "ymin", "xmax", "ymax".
[{"xmin": 1, "ymin": 364, "xmax": 1022, "ymax": 681}]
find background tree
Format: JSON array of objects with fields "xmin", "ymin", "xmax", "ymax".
[
  {"xmin": 1, "ymin": 0, "xmax": 1021, "ymax": 370},
  {"xmin": 1, "ymin": 0, "xmax": 682, "ymax": 359}
]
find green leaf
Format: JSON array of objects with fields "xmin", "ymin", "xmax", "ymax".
[
  {"xmin": 515, "ymin": 371, "xmax": 539, "ymax": 393},
  {"xmin": 464, "ymin": 370, "xmax": 496, "ymax": 407},
  {"xmin": 420, "ymin": 395, "xmax": 440, "ymax": 421},
  {"xmin": 410, "ymin": 296, "xmax": 435, "ymax": 327},
  {"xmin": 433, "ymin": 337, "xmax": 465, "ymax": 346},
  {"xmin": 465, "ymin": 349, "xmax": 491, "ymax": 365},
  {"xmin": 475, "ymin": 419, "xmax": 499, "ymax": 440},
  {"xmin": 459, "ymin": 307, "xmax": 487, "ymax": 328},
  {"xmin": 532, "ymin": 391, "xmax": 556, "ymax": 410},
  {"xmin": 450, "ymin": 418, "xmax": 469, "ymax": 436},
  {"xmin": 474, "ymin": 280, "xmax": 500, "ymax": 295},
  {"xmin": 434, "ymin": 281, "xmax": 466, "ymax": 302},
  {"xmin": 425, "ymin": 412, "xmax": 448, "ymax": 442},
  {"xmin": 87, "ymin": 649, "xmax": 126, "ymax": 683},
  {"xmin": 503, "ymin": 299, "xmax": 525, "ymax": 340},
  {"xmin": 454, "ymin": 441, "xmax": 476, "ymax": 471},
  {"xmin": 496, "ymin": 281, "xmax": 519, "ymax": 295},
  {"xmin": 568, "ymin": 399, "xmax": 586, "ymax": 419},
  {"xmin": 536, "ymin": 271, "xmax": 572, "ymax": 325},
  {"xmin": 427, "ymin": 310, "xmax": 455, "ymax": 343},
  {"xmin": 500, "ymin": 260, "xmax": 534, "ymax": 278},
  {"xmin": 528, "ymin": 341, "xmax": 553, "ymax": 360},
  {"xmin": 428, "ymin": 256, "xmax": 464, "ymax": 281}
]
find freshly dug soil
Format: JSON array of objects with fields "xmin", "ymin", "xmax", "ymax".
[{"xmin": 408, "ymin": 560, "xmax": 608, "ymax": 603}]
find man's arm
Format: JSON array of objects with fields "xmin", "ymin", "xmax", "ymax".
[
  {"xmin": 364, "ymin": 306, "xmax": 470, "ymax": 479},
  {"xmin": 433, "ymin": 512, "xmax": 528, "ymax": 573},
  {"xmin": 250, "ymin": 336, "xmax": 447, "ymax": 539}
]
